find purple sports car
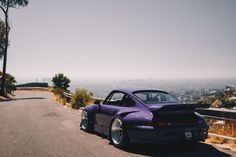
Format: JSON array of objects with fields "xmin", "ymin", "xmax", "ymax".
[{"xmin": 80, "ymin": 89, "xmax": 208, "ymax": 148}]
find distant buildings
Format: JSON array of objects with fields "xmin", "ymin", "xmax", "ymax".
[{"xmin": 229, "ymin": 97, "xmax": 236, "ymax": 101}]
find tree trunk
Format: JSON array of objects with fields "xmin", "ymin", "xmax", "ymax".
[{"xmin": 0, "ymin": 11, "xmax": 9, "ymax": 96}]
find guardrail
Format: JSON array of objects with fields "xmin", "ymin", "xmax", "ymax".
[
  {"xmin": 63, "ymin": 92, "xmax": 73, "ymax": 99},
  {"xmin": 63, "ymin": 92, "xmax": 105, "ymax": 101},
  {"xmin": 196, "ymin": 108, "xmax": 236, "ymax": 122},
  {"xmin": 196, "ymin": 108, "xmax": 236, "ymax": 141}
]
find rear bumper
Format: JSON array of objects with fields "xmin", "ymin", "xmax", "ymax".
[{"xmin": 127, "ymin": 125, "xmax": 208, "ymax": 144}]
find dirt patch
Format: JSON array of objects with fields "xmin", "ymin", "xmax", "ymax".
[
  {"xmin": 0, "ymin": 93, "xmax": 15, "ymax": 101},
  {"xmin": 0, "ymin": 95, "xmax": 8, "ymax": 101},
  {"xmin": 206, "ymin": 137, "xmax": 225, "ymax": 144},
  {"xmin": 206, "ymin": 136, "xmax": 236, "ymax": 152}
]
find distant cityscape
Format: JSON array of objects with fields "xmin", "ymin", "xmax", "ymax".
[
  {"xmin": 68, "ymin": 78, "xmax": 236, "ymax": 103},
  {"xmin": 17, "ymin": 78, "xmax": 236, "ymax": 105}
]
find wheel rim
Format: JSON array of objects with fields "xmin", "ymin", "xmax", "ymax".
[
  {"xmin": 81, "ymin": 111, "xmax": 88, "ymax": 130},
  {"xmin": 111, "ymin": 118, "xmax": 123, "ymax": 145}
]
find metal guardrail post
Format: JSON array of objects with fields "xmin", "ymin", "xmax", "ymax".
[{"xmin": 63, "ymin": 92, "xmax": 73, "ymax": 102}]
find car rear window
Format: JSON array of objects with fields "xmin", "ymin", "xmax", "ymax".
[{"xmin": 133, "ymin": 91, "xmax": 178, "ymax": 105}]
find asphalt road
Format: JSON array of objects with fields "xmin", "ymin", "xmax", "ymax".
[{"xmin": 0, "ymin": 91, "xmax": 235, "ymax": 157}]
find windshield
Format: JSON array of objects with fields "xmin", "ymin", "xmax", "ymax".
[{"xmin": 133, "ymin": 91, "xmax": 178, "ymax": 105}]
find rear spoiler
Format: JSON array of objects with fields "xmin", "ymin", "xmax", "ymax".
[
  {"xmin": 148, "ymin": 103, "xmax": 210, "ymax": 113},
  {"xmin": 191, "ymin": 103, "xmax": 210, "ymax": 109}
]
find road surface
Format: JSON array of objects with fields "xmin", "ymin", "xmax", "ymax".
[{"xmin": 0, "ymin": 91, "xmax": 235, "ymax": 157}]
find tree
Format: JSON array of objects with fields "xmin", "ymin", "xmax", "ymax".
[
  {"xmin": 0, "ymin": 19, "xmax": 5, "ymax": 59},
  {"xmin": 52, "ymin": 73, "xmax": 71, "ymax": 91},
  {"xmin": 0, "ymin": 0, "xmax": 28, "ymax": 96}
]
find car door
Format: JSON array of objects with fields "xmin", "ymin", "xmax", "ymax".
[{"xmin": 95, "ymin": 91, "xmax": 125, "ymax": 135}]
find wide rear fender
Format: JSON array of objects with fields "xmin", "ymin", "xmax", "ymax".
[{"xmin": 118, "ymin": 110, "xmax": 152, "ymax": 126}]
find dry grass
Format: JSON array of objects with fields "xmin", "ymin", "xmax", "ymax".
[
  {"xmin": 227, "ymin": 141, "xmax": 236, "ymax": 150},
  {"xmin": 53, "ymin": 94, "xmax": 72, "ymax": 108},
  {"xmin": 207, "ymin": 119, "xmax": 236, "ymax": 137},
  {"xmin": 206, "ymin": 137, "xmax": 225, "ymax": 144},
  {"xmin": 206, "ymin": 119, "xmax": 236, "ymax": 152},
  {"xmin": 53, "ymin": 94, "xmax": 65, "ymax": 105}
]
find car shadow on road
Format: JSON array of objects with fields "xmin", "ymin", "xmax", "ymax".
[
  {"xmin": 122, "ymin": 142, "xmax": 232, "ymax": 157},
  {"xmin": 84, "ymin": 131, "xmax": 232, "ymax": 157},
  {"xmin": 13, "ymin": 97, "xmax": 46, "ymax": 101}
]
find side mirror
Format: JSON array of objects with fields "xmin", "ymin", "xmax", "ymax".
[{"xmin": 94, "ymin": 100, "xmax": 101, "ymax": 105}]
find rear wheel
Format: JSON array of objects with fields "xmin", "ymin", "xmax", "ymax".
[{"xmin": 110, "ymin": 118, "xmax": 129, "ymax": 148}]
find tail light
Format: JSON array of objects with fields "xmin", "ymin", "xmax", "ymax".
[
  {"xmin": 198, "ymin": 118, "xmax": 206, "ymax": 125},
  {"xmin": 146, "ymin": 121, "xmax": 166, "ymax": 127}
]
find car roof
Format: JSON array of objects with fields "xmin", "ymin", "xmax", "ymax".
[{"xmin": 115, "ymin": 88, "xmax": 169, "ymax": 95}]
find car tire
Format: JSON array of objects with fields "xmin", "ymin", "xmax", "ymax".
[
  {"xmin": 110, "ymin": 118, "xmax": 129, "ymax": 148},
  {"xmin": 80, "ymin": 110, "xmax": 93, "ymax": 132}
]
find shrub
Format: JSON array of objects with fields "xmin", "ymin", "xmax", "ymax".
[
  {"xmin": 70, "ymin": 89, "xmax": 92, "ymax": 109},
  {"xmin": 5, "ymin": 73, "xmax": 17, "ymax": 93},
  {"xmin": 52, "ymin": 73, "xmax": 71, "ymax": 91}
]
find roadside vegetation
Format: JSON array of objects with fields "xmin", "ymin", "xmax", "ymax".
[
  {"xmin": 0, "ymin": 72, "xmax": 17, "ymax": 101},
  {"xmin": 207, "ymin": 119, "xmax": 236, "ymax": 138},
  {"xmin": 5, "ymin": 73, "xmax": 16, "ymax": 93},
  {"xmin": 51, "ymin": 73, "xmax": 70, "ymax": 106},
  {"xmin": 51, "ymin": 73, "xmax": 93, "ymax": 109},
  {"xmin": 70, "ymin": 89, "xmax": 93, "ymax": 109}
]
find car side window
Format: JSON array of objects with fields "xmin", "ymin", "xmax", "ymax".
[
  {"xmin": 106, "ymin": 92, "xmax": 125, "ymax": 106},
  {"xmin": 122, "ymin": 95, "xmax": 135, "ymax": 107}
]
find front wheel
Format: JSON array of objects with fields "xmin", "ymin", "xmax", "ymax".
[
  {"xmin": 110, "ymin": 118, "xmax": 129, "ymax": 148},
  {"xmin": 80, "ymin": 110, "xmax": 93, "ymax": 132}
]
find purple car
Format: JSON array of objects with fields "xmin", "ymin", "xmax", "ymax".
[{"xmin": 80, "ymin": 89, "xmax": 208, "ymax": 148}]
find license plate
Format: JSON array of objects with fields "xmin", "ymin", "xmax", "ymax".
[{"xmin": 184, "ymin": 132, "xmax": 192, "ymax": 140}]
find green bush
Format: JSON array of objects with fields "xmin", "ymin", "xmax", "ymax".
[
  {"xmin": 70, "ymin": 89, "xmax": 92, "ymax": 109},
  {"xmin": 6, "ymin": 73, "xmax": 17, "ymax": 93}
]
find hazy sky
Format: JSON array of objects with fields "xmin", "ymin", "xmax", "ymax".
[{"xmin": 1, "ymin": 0, "xmax": 236, "ymax": 81}]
